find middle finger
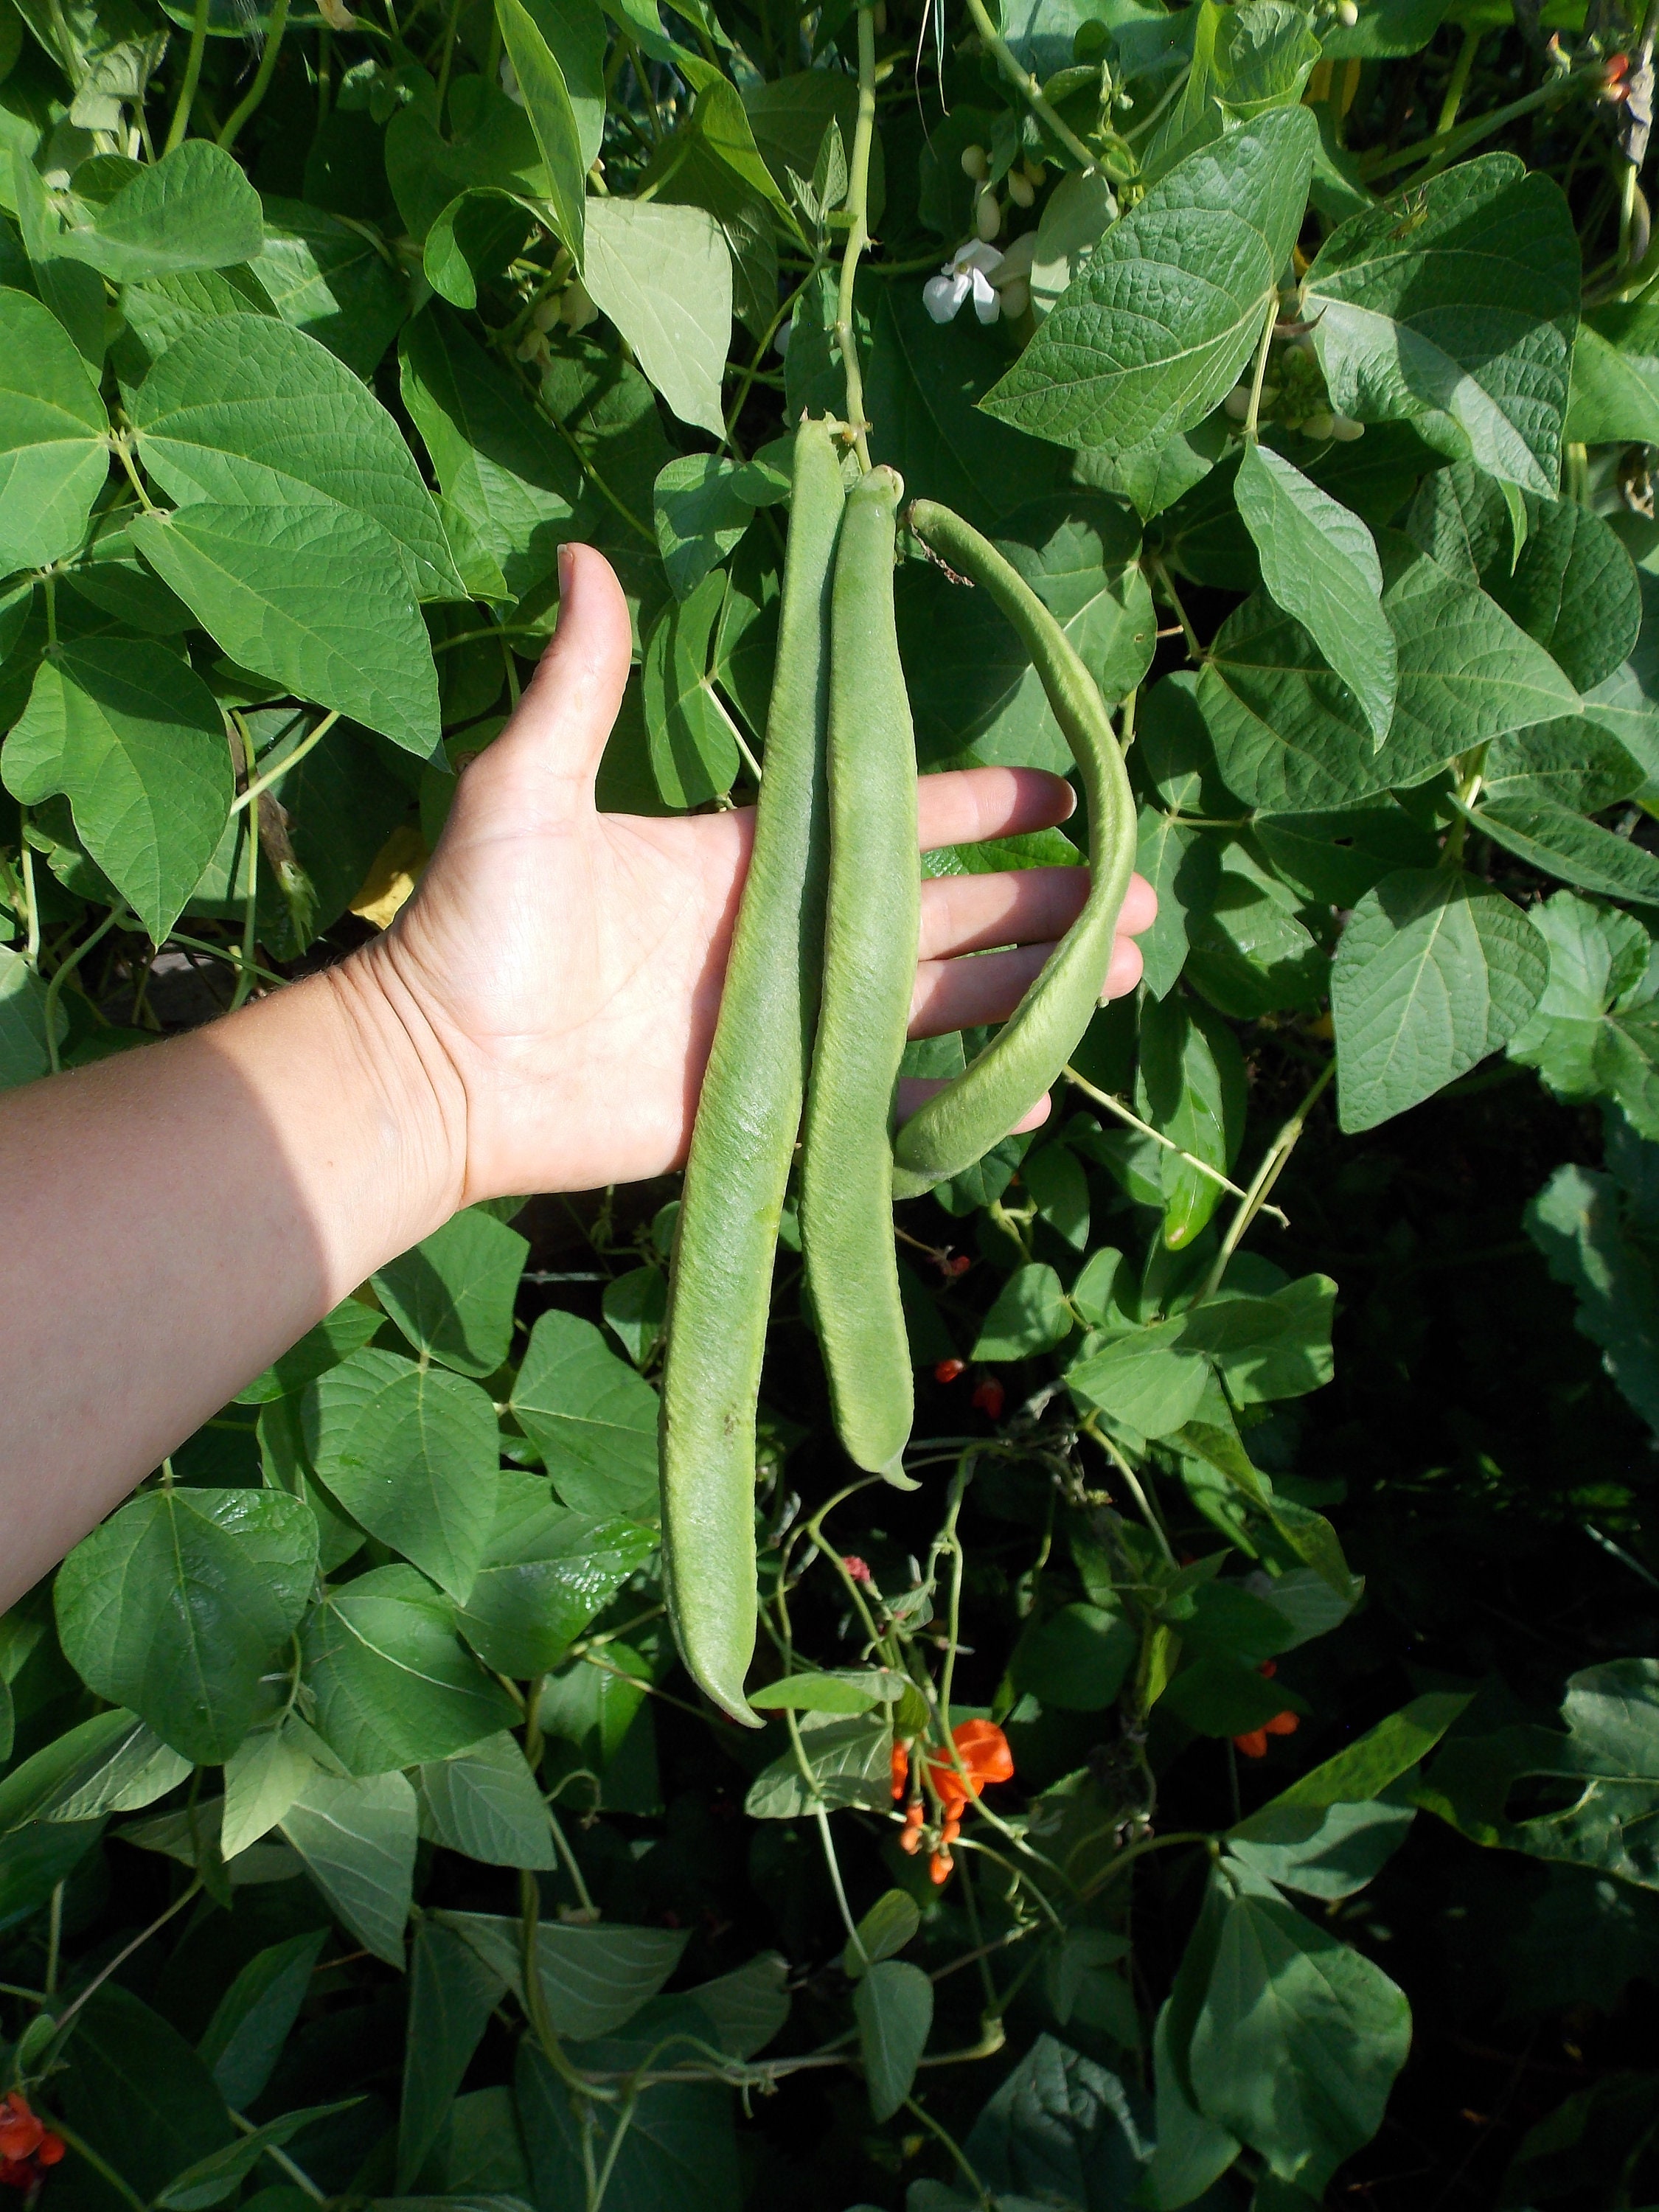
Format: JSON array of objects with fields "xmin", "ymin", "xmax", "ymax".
[{"xmin": 918, "ymin": 865, "xmax": 1091, "ymax": 962}]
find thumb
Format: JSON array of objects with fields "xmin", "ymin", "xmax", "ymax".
[{"xmin": 449, "ymin": 543, "xmax": 633, "ymax": 832}]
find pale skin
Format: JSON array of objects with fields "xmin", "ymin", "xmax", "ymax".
[{"xmin": 0, "ymin": 544, "xmax": 1155, "ymax": 1607}]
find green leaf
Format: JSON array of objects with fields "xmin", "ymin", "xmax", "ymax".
[
  {"xmin": 300, "ymin": 1563, "xmax": 519, "ymax": 1773},
  {"xmin": 653, "ymin": 452, "xmax": 755, "ymax": 602},
  {"xmin": 1526, "ymin": 1158, "xmax": 1659, "ymax": 1433},
  {"xmin": 0, "ymin": 939, "xmax": 63, "ymax": 1086},
  {"xmin": 510, "ymin": 1307, "xmax": 661, "ymax": 1518},
  {"xmin": 582, "ymin": 198, "xmax": 731, "ymax": 438},
  {"xmin": 745, "ymin": 1711, "xmax": 894, "ymax": 1818},
  {"xmin": 1184, "ymin": 841, "xmax": 1327, "ymax": 1020},
  {"xmin": 1332, "ymin": 866, "xmax": 1547, "ymax": 1130},
  {"xmin": 400, "ymin": 305, "xmax": 578, "ymax": 605},
  {"xmin": 981, "ymin": 107, "xmax": 1316, "ymax": 454},
  {"xmin": 853, "ymin": 1960, "xmax": 932, "ymax": 2123},
  {"xmin": 1234, "ymin": 442, "xmax": 1395, "ymax": 742},
  {"xmin": 52, "ymin": 141, "xmax": 261, "ymax": 282},
  {"xmin": 234, "ymin": 1295, "xmax": 383, "ymax": 1404},
  {"xmin": 1234, "ymin": 1691, "xmax": 1467, "ymax": 1834},
  {"xmin": 54, "ymin": 1986, "xmax": 235, "ymax": 2202},
  {"xmin": 131, "ymin": 313, "xmax": 465, "ymax": 602},
  {"xmin": 1405, "ymin": 463, "xmax": 1642, "ymax": 694},
  {"xmin": 255, "ymin": 195, "xmax": 409, "ymax": 379},
  {"xmin": 896, "ymin": 492, "xmax": 1153, "ymax": 774},
  {"xmin": 1200, "ymin": 539, "xmax": 1581, "ymax": 813},
  {"xmin": 439, "ymin": 1907, "xmax": 688, "ymax": 2037},
  {"xmin": 1012, "ymin": 1601, "xmax": 1138, "ymax": 1711},
  {"xmin": 1136, "ymin": 988, "xmax": 1246, "ymax": 1248},
  {"xmin": 0, "ymin": 285, "xmax": 108, "ymax": 570},
  {"xmin": 493, "ymin": 0, "xmax": 591, "ymax": 265},
  {"xmin": 303, "ymin": 1349, "xmax": 499, "ymax": 1601},
  {"xmin": 422, "ymin": 188, "xmax": 532, "ymax": 313},
  {"xmin": 844, "ymin": 1889, "xmax": 921, "ymax": 1980},
  {"xmin": 198, "ymin": 1930, "xmax": 329, "ymax": 2110},
  {"xmin": 1, "ymin": 636, "xmax": 232, "ymax": 939},
  {"xmin": 1566, "ymin": 302, "xmax": 1659, "ymax": 447},
  {"xmin": 1135, "ymin": 808, "xmax": 1219, "ymax": 1000},
  {"xmin": 400, "ymin": 1919, "xmax": 511, "ymax": 2190},
  {"xmin": 1469, "ymin": 793, "xmax": 1659, "ymax": 904},
  {"xmin": 55, "ymin": 1487, "xmax": 318, "ymax": 1763},
  {"xmin": 1226, "ymin": 1793, "xmax": 1418, "ymax": 1902},
  {"xmin": 748, "ymin": 1671, "xmax": 888, "ymax": 1714},
  {"xmin": 518, "ymin": 2042, "xmax": 734, "ymax": 2212},
  {"xmin": 962, "ymin": 2034, "xmax": 1153, "ymax": 2202},
  {"xmin": 221, "ymin": 1728, "xmax": 318, "ymax": 1857},
  {"xmin": 131, "ymin": 502, "xmax": 442, "ymax": 757},
  {"xmin": 157, "ymin": 2102, "xmax": 358, "ymax": 2211},
  {"xmin": 600, "ymin": 1264, "xmax": 667, "ymax": 1366},
  {"xmin": 972, "ymin": 1262, "xmax": 1071, "ymax": 1360},
  {"xmin": 675, "ymin": 1952, "xmax": 790, "ymax": 2059},
  {"xmin": 0, "ymin": 1706, "xmax": 189, "ymax": 1834},
  {"xmin": 373, "ymin": 1206, "xmax": 529, "ymax": 1379},
  {"xmin": 279, "ymin": 1767, "xmax": 419, "ymax": 1966},
  {"xmin": 1179, "ymin": 1276, "xmax": 1336, "ymax": 1402},
  {"xmin": 1187, "ymin": 1869, "xmax": 1411, "ymax": 2190},
  {"xmin": 385, "ymin": 77, "xmax": 549, "ymax": 243},
  {"xmin": 1304, "ymin": 154, "xmax": 1579, "ymax": 493},
  {"xmin": 641, "ymin": 566, "xmax": 743, "ymax": 806},
  {"xmin": 1024, "ymin": 1141, "xmax": 1090, "ymax": 1251},
  {"xmin": 418, "ymin": 1731, "xmax": 555, "ymax": 1868},
  {"xmin": 456, "ymin": 1472, "xmax": 656, "ymax": 1677}
]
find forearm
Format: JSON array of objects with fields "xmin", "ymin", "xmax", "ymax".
[{"xmin": 0, "ymin": 947, "xmax": 465, "ymax": 1605}]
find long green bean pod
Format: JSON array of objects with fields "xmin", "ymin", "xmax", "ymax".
[
  {"xmin": 799, "ymin": 465, "xmax": 918, "ymax": 1478},
  {"xmin": 892, "ymin": 497, "xmax": 1138, "ymax": 1194},
  {"xmin": 659, "ymin": 418, "xmax": 845, "ymax": 1728}
]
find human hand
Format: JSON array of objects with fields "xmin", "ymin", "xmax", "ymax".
[{"xmin": 366, "ymin": 543, "xmax": 1157, "ymax": 1203}]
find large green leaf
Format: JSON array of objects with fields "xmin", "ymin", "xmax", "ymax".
[
  {"xmin": 300, "ymin": 1563, "xmax": 519, "ymax": 1773},
  {"xmin": 55, "ymin": 1487, "xmax": 318, "ymax": 1763},
  {"xmin": 1509, "ymin": 892, "xmax": 1659, "ymax": 1135},
  {"xmin": 981, "ymin": 106, "xmax": 1316, "ymax": 454},
  {"xmin": 0, "ymin": 1706, "xmax": 188, "ymax": 1834},
  {"xmin": 385, "ymin": 75, "xmax": 550, "ymax": 243},
  {"xmin": 372, "ymin": 1206, "xmax": 529, "ymax": 1378},
  {"xmin": 1566, "ymin": 302, "xmax": 1659, "ymax": 447},
  {"xmin": 0, "ymin": 285, "xmax": 108, "ymax": 570},
  {"xmin": 1468, "ymin": 795, "xmax": 1659, "ymax": 904},
  {"xmin": 493, "ymin": 0, "xmax": 592, "ymax": 264},
  {"xmin": 961, "ymin": 2034, "xmax": 1154, "ymax": 2205},
  {"xmin": 417, "ymin": 1732, "xmax": 556, "ymax": 1868},
  {"xmin": 641, "ymin": 567, "xmax": 742, "ymax": 804},
  {"xmin": 400, "ymin": 1919, "xmax": 510, "ymax": 2188},
  {"xmin": 853, "ymin": 1961, "xmax": 932, "ymax": 2123},
  {"xmin": 1234, "ymin": 442, "xmax": 1395, "ymax": 742},
  {"xmin": 744, "ymin": 1710, "xmax": 895, "ymax": 1818},
  {"xmin": 0, "ymin": 942, "xmax": 62, "ymax": 1087},
  {"xmin": 518, "ymin": 2040, "xmax": 736, "ymax": 2212},
  {"xmin": 1187, "ymin": 1866, "xmax": 1411, "ymax": 2191},
  {"xmin": 52, "ymin": 141, "xmax": 262, "ymax": 282},
  {"xmin": 156, "ymin": 2101, "xmax": 357, "ymax": 2210},
  {"xmin": 255, "ymin": 196, "xmax": 409, "ymax": 378},
  {"xmin": 130, "ymin": 313, "xmax": 465, "ymax": 601},
  {"xmin": 456, "ymin": 1472, "xmax": 657, "ymax": 1676},
  {"xmin": 131, "ymin": 501, "xmax": 442, "ymax": 756},
  {"xmin": 55, "ymin": 1986, "xmax": 236, "ymax": 2203},
  {"xmin": 1, "ymin": 635, "xmax": 232, "ymax": 939},
  {"xmin": 442, "ymin": 1908, "xmax": 688, "ymax": 2037},
  {"xmin": 1330, "ymin": 866, "xmax": 1547, "ymax": 1131},
  {"xmin": 303, "ymin": 1348, "xmax": 499, "ymax": 1601},
  {"xmin": 1526, "ymin": 1157, "xmax": 1659, "ymax": 1434},
  {"xmin": 279, "ymin": 1767, "xmax": 419, "ymax": 1965},
  {"xmin": 400, "ymin": 308, "xmax": 579, "ymax": 602},
  {"xmin": 198, "ymin": 1930, "xmax": 330, "ymax": 2109},
  {"xmin": 580, "ymin": 198, "xmax": 733, "ymax": 438},
  {"xmin": 1304, "ymin": 154, "xmax": 1579, "ymax": 493},
  {"xmin": 1200, "ymin": 539, "xmax": 1581, "ymax": 812},
  {"xmin": 510, "ymin": 1311, "xmax": 661, "ymax": 1517},
  {"xmin": 1135, "ymin": 988, "xmax": 1246, "ymax": 1248}
]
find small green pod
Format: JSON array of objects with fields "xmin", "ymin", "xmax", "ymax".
[
  {"xmin": 799, "ymin": 465, "xmax": 918, "ymax": 1478},
  {"xmin": 892, "ymin": 498, "xmax": 1138, "ymax": 1194},
  {"xmin": 659, "ymin": 418, "xmax": 845, "ymax": 1727}
]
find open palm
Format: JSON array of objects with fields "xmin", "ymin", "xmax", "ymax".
[{"xmin": 374, "ymin": 543, "xmax": 1155, "ymax": 1203}]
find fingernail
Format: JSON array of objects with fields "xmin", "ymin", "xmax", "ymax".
[{"xmin": 557, "ymin": 543, "xmax": 574, "ymax": 599}]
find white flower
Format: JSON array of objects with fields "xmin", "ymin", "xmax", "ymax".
[{"xmin": 922, "ymin": 240, "xmax": 1006, "ymax": 325}]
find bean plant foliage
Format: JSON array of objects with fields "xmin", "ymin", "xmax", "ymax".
[{"xmin": 7, "ymin": 0, "xmax": 1659, "ymax": 2199}]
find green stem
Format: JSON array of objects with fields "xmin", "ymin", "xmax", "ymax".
[
  {"xmin": 44, "ymin": 1884, "xmax": 63, "ymax": 1998},
  {"xmin": 588, "ymin": 2090, "xmax": 639, "ymax": 2212},
  {"xmin": 902, "ymin": 2096, "xmax": 995, "ymax": 2211},
  {"xmin": 165, "ymin": 0, "xmax": 213, "ymax": 153},
  {"xmin": 229, "ymin": 710, "xmax": 338, "ymax": 816},
  {"xmin": 725, "ymin": 268, "xmax": 815, "ymax": 439},
  {"xmin": 226, "ymin": 2113, "xmax": 327, "ymax": 2205},
  {"xmin": 1062, "ymin": 1066, "xmax": 1281, "ymax": 1220},
  {"xmin": 835, "ymin": 6, "xmax": 879, "ymax": 468},
  {"xmin": 1241, "ymin": 295, "xmax": 1276, "ymax": 442},
  {"xmin": 218, "ymin": 0, "xmax": 291, "ymax": 150},
  {"xmin": 1360, "ymin": 63, "xmax": 1603, "ymax": 183},
  {"xmin": 813, "ymin": 1806, "xmax": 868, "ymax": 1965},
  {"xmin": 1196, "ymin": 1059, "xmax": 1335, "ymax": 1304},
  {"xmin": 434, "ymin": 0, "xmax": 462, "ymax": 119},
  {"xmin": 37, "ymin": 2121, "xmax": 147, "ymax": 2212},
  {"xmin": 230, "ymin": 717, "xmax": 260, "ymax": 1012},
  {"xmin": 957, "ymin": 0, "xmax": 1099, "ymax": 174},
  {"xmin": 50, "ymin": 1879, "xmax": 201, "ymax": 2035},
  {"xmin": 43, "ymin": 905, "xmax": 125, "ymax": 1075},
  {"xmin": 1434, "ymin": 22, "xmax": 1481, "ymax": 142},
  {"xmin": 21, "ymin": 833, "xmax": 40, "ymax": 970}
]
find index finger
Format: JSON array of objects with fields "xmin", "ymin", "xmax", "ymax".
[{"xmin": 916, "ymin": 765, "xmax": 1076, "ymax": 853}]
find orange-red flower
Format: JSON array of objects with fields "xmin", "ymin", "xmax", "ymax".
[
  {"xmin": 0, "ymin": 2098, "xmax": 63, "ymax": 2191},
  {"xmin": 934, "ymin": 1357, "xmax": 966, "ymax": 1383},
  {"xmin": 929, "ymin": 1850, "xmax": 953, "ymax": 1885},
  {"xmin": 928, "ymin": 1718, "xmax": 1015, "ymax": 1816},
  {"xmin": 1234, "ymin": 1711, "xmax": 1299, "ymax": 1757},
  {"xmin": 890, "ymin": 1738, "xmax": 911, "ymax": 1800},
  {"xmin": 971, "ymin": 1377, "xmax": 1006, "ymax": 1420}
]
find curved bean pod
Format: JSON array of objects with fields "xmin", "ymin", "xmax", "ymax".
[
  {"xmin": 891, "ymin": 498, "xmax": 1138, "ymax": 1194},
  {"xmin": 800, "ymin": 465, "xmax": 918, "ymax": 1478},
  {"xmin": 659, "ymin": 418, "xmax": 845, "ymax": 1726}
]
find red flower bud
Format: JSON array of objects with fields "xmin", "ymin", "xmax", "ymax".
[
  {"xmin": 1265, "ymin": 1710, "xmax": 1299, "ymax": 1737},
  {"xmin": 971, "ymin": 1378, "xmax": 1006, "ymax": 1420},
  {"xmin": 934, "ymin": 1357, "xmax": 966, "ymax": 1383},
  {"xmin": 843, "ymin": 1555, "xmax": 872, "ymax": 1583},
  {"xmin": 1234, "ymin": 1729, "xmax": 1269, "ymax": 1758}
]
